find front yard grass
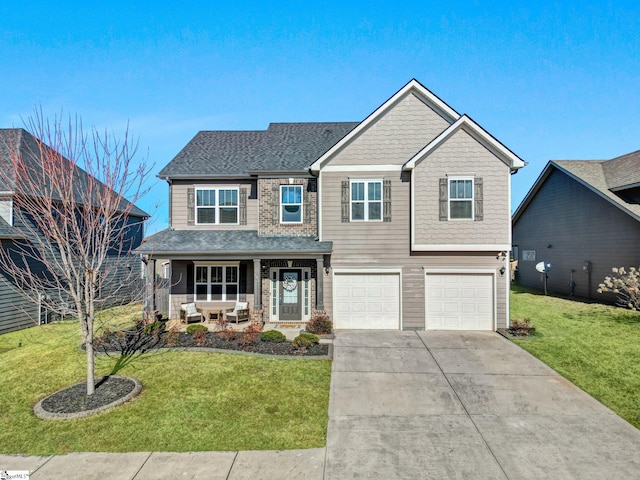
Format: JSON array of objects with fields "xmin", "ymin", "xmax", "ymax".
[
  {"xmin": 0, "ymin": 305, "xmax": 332, "ymax": 454},
  {"xmin": 510, "ymin": 286, "xmax": 640, "ymax": 428}
]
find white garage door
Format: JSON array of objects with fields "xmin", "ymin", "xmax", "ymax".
[
  {"xmin": 333, "ymin": 273, "xmax": 400, "ymax": 329},
  {"xmin": 426, "ymin": 273, "xmax": 494, "ymax": 330}
]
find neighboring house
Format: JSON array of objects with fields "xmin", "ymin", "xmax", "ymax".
[
  {"xmin": 138, "ymin": 79, "xmax": 524, "ymax": 330},
  {"xmin": 512, "ymin": 150, "xmax": 640, "ymax": 302},
  {"xmin": 0, "ymin": 128, "xmax": 148, "ymax": 334}
]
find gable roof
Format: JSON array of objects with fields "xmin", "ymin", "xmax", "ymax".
[
  {"xmin": 512, "ymin": 151, "xmax": 640, "ymax": 225},
  {"xmin": 158, "ymin": 122, "xmax": 358, "ymax": 179},
  {"xmin": 0, "ymin": 128, "xmax": 148, "ymax": 218},
  {"xmin": 310, "ymin": 79, "xmax": 461, "ymax": 173},
  {"xmin": 403, "ymin": 114, "xmax": 525, "ymax": 171}
]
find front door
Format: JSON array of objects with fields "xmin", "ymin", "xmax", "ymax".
[{"xmin": 279, "ymin": 269, "xmax": 302, "ymax": 321}]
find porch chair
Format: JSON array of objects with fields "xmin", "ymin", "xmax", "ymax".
[
  {"xmin": 180, "ymin": 302, "xmax": 203, "ymax": 324},
  {"xmin": 226, "ymin": 302, "xmax": 250, "ymax": 323}
]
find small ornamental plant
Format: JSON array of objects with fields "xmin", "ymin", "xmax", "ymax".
[
  {"xmin": 509, "ymin": 318, "xmax": 535, "ymax": 336},
  {"xmin": 260, "ymin": 330, "xmax": 287, "ymax": 343},
  {"xmin": 293, "ymin": 333, "xmax": 319, "ymax": 349},
  {"xmin": 598, "ymin": 266, "xmax": 640, "ymax": 310},
  {"xmin": 143, "ymin": 320, "xmax": 166, "ymax": 336},
  {"xmin": 186, "ymin": 324, "xmax": 208, "ymax": 336},
  {"xmin": 192, "ymin": 329, "xmax": 208, "ymax": 345},
  {"xmin": 307, "ymin": 312, "xmax": 332, "ymax": 335}
]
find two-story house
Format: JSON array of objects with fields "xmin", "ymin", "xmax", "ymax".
[{"xmin": 138, "ymin": 79, "xmax": 524, "ymax": 331}]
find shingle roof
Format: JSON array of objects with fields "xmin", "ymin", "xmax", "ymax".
[
  {"xmin": 552, "ymin": 159, "xmax": 640, "ymax": 220},
  {"xmin": 0, "ymin": 216, "xmax": 22, "ymax": 239},
  {"xmin": 513, "ymin": 152, "xmax": 640, "ymax": 224},
  {"xmin": 0, "ymin": 128, "xmax": 148, "ymax": 218},
  {"xmin": 158, "ymin": 122, "xmax": 359, "ymax": 178},
  {"xmin": 135, "ymin": 229, "xmax": 333, "ymax": 256},
  {"xmin": 602, "ymin": 149, "xmax": 640, "ymax": 190}
]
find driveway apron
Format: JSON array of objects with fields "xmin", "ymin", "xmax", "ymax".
[{"xmin": 324, "ymin": 330, "xmax": 640, "ymax": 480}]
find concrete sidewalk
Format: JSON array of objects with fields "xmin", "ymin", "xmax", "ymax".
[
  {"xmin": 0, "ymin": 449, "xmax": 325, "ymax": 479},
  {"xmin": 2, "ymin": 330, "xmax": 640, "ymax": 479}
]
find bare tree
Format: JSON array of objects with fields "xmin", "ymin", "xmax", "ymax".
[{"xmin": 0, "ymin": 111, "xmax": 152, "ymax": 395}]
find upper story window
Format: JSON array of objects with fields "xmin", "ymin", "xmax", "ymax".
[
  {"xmin": 195, "ymin": 188, "xmax": 238, "ymax": 224},
  {"xmin": 448, "ymin": 178, "xmax": 473, "ymax": 220},
  {"xmin": 351, "ymin": 180, "xmax": 382, "ymax": 221},
  {"xmin": 281, "ymin": 185, "xmax": 303, "ymax": 223}
]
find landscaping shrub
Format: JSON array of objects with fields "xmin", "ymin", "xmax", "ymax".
[
  {"xmin": 293, "ymin": 333, "xmax": 319, "ymax": 349},
  {"xmin": 260, "ymin": 330, "xmax": 286, "ymax": 343},
  {"xmin": 598, "ymin": 266, "xmax": 640, "ymax": 310},
  {"xmin": 186, "ymin": 324, "xmax": 208, "ymax": 336},
  {"xmin": 307, "ymin": 312, "xmax": 332, "ymax": 335},
  {"xmin": 509, "ymin": 318, "xmax": 535, "ymax": 336},
  {"xmin": 192, "ymin": 329, "xmax": 208, "ymax": 345},
  {"xmin": 218, "ymin": 328, "xmax": 237, "ymax": 342},
  {"xmin": 143, "ymin": 320, "xmax": 166, "ymax": 336},
  {"xmin": 236, "ymin": 323, "xmax": 261, "ymax": 347}
]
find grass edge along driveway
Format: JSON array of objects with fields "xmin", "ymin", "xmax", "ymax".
[
  {"xmin": 510, "ymin": 286, "xmax": 640, "ymax": 429},
  {"xmin": 0, "ymin": 305, "xmax": 331, "ymax": 455}
]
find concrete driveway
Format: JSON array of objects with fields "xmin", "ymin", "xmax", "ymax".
[{"xmin": 325, "ymin": 330, "xmax": 640, "ymax": 479}]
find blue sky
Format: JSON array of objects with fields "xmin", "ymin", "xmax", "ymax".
[{"xmin": 2, "ymin": 1, "xmax": 639, "ymax": 233}]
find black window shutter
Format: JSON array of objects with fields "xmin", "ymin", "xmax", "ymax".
[
  {"xmin": 187, "ymin": 188, "xmax": 195, "ymax": 225},
  {"xmin": 239, "ymin": 263, "xmax": 247, "ymax": 302},
  {"xmin": 474, "ymin": 178, "xmax": 483, "ymax": 221},
  {"xmin": 383, "ymin": 179, "xmax": 392, "ymax": 222},
  {"xmin": 186, "ymin": 263, "xmax": 194, "ymax": 302},
  {"xmin": 272, "ymin": 183, "xmax": 280, "ymax": 223},
  {"xmin": 341, "ymin": 180, "xmax": 350, "ymax": 223},
  {"xmin": 439, "ymin": 178, "xmax": 448, "ymax": 221},
  {"xmin": 239, "ymin": 187, "xmax": 247, "ymax": 225}
]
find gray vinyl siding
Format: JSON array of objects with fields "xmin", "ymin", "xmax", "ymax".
[
  {"xmin": 321, "ymin": 171, "xmax": 508, "ymax": 329},
  {"xmin": 326, "ymin": 93, "xmax": 450, "ymax": 167},
  {"xmin": 0, "ymin": 273, "xmax": 39, "ymax": 334},
  {"xmin": 513, "ymin": 168, "xmax": 640, "ymax": 302},
  {"xmin": 413, "ymin": 128, "xmax": 511, "ymax": 245},
  {"xmin": 170, "ymin": 179, "xmax": 257, "ymax": 230}
]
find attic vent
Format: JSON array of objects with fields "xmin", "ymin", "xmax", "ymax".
[{"xmin": 323, "ymin": 129, "xmax": 332, "ymax": 135}]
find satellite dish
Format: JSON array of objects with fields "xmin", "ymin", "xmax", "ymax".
[{"xmin": 536, "ymin": 262, "xmax": 551, "ymax": 273}]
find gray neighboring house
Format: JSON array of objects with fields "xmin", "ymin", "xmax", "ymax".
[
  {"xmin": 0, "ymin": 128, "xmax": 148, "ymax": 334},
  {"xmin": 512, "ymin": 149, "xmax": 640, "ymax": 301},
  {"xmin": 138, "ymin": 79, "xmax": 525, "ymax": 330}
]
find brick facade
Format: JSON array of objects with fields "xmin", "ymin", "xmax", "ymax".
[{"xmin": 258, "ymin": 177, "xmax": 318, "ymax": 236}]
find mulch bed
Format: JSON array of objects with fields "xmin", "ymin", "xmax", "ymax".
[
  {"xmin": 94, "ymin": 329, "xmax": 330, "ymax": 357},
  {"xmin": 34, "ymin": 376, "xmax": 142, "ymax": 419}
]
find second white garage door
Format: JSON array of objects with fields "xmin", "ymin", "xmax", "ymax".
[
  {"xmin": 333, "ymin": 273, "xmax": 400, "ymax": 329},
  {"xmin": 425, "ymin": 273, "xmax": 494, "ymax": 330}
]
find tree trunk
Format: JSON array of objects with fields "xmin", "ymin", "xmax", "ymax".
[{"xmin": 85, "ymin": 333, "xmax": 95, "ymax": 396}]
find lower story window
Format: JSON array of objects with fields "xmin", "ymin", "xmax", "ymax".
[{"xmin": 195, "ymin": 265, "xmax": 238, "ymax": 301}]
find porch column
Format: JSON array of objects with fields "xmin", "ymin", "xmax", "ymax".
[
  {"xmin": 316, "ymin": 258, "xmax": 324, "ymax": 310},
  {"xmin": 253, "ymin": 259, "xmax": 262, "ymax": 310}
]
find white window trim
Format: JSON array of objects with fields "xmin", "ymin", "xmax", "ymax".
[
  {"xmin": 194, "ymin": 187, "xmax": 240, "ymax": 225},
  {"xmin": 350, "ymin": 179, "xmax": 383, "ymax": 222},
  {"xmin": 269, "ymin": 267, "xmax": 311, "ymax": 322},
  {"xmin": 280, "ymin": 185, "xmax": 303, "ymax": 224},
  {"xmin": 194, "ymin": 264, "xmax": 239, "ymax": 302},
  {"xmin": 448, "ymin": 177, "xmax": 474, "ymax": 221}
]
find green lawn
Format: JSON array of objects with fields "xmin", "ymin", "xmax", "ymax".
[
  {"xmin": 510, "ymin": 286, "xmax": 640, "ymax": 428},
  {"xmin": 0, "ymin": 305, "xmax": 332, "ymax": 454}
]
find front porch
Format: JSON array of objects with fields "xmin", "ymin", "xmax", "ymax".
[{"xmin": 158, "ymin": 258, "xmax": 328, "ymax": 325}]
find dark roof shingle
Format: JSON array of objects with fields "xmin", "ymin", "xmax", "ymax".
[
  {"xmin": 158, "ymin": 122, "xmax": 358, "ymax": 178},
  {"xmin": 136, "ymin": 229, "xmax": 332, "ymax": 256}
]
